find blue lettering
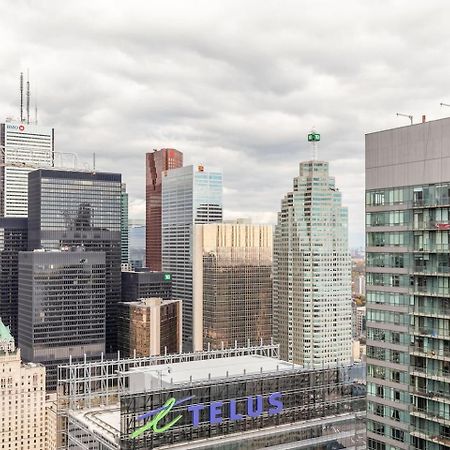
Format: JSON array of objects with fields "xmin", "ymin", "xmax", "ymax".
[
  {"xmin": 268, "ymin": 392, "xmax": 283, "ymax": 415},
  {"xmin": 247, "ymin": 395, "xmax": 263, "ymax": 418},
  {"xmin": 187, "ymin": 404, "xmax": 205, "ymax": 427},
  {"xmin": 209, "ymin": 401, "xmax": 223, "ymax": 424},
  {"xmin": 229, "ymin": 399, "xmax": 243, "ymax": 421}
]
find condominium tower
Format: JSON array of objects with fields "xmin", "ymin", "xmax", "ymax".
[
  {"xmin": 0, "ymin": 121, "xmax": 54, "ymax": 217},
  {"xmin": 27, "ymin": 169, "xmax": 122, "ymax": 353},
  {"xmin": 273, "ymin": 160, "xmax": 352, "ymax": 367},
  {"xmin": 162, "ymin": 165, "xmax": 222, "ymax": 347},
  {"xmin": 366, "ymin": 117, "xmax": 450, "ymax": 449},
  {"xmin": 146, "ymin": 149, "xmax": 183, "ymax": 270},
  {"xmin": 193, "ymin": 221, "xmax": 273, "ymax": 351}
]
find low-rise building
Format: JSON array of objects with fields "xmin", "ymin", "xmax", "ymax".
[
  {"xmin": 0, "ymin": 318, "xmax": 47, "ymax": 449},
  {"xmin": 117, "ymin": 297, "xmax": 182, "ymax": 357}
]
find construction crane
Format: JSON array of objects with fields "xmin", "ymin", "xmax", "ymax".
[{"xmin": 396, "ymin": 113, "xmax": 413, "ymax": 125}]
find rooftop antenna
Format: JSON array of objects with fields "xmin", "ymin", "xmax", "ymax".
[
  {"xmin": 396, "ymin": 113, "xmax": 413, "ymax": 125},
  {"xmin": 307, "ymin": 128, "xmax": 320, "ymax": 160},
  {"xmin": 440, "ymin": 102, "xmax": 450, "ymax": 108},
  {"xmin": 26, "ymin": 69, "xmax": 30, "ymax": 125},
  {"xmin": 20, "ymin": 72, "xmax": 24, "ymax": 123},
  {"xmin": 34, "ymin": 83, "xmax": 38, "ymax": 125},
  {"xmin": 93, "ymin": 152, "xmax": 96, "ymax": 172}
]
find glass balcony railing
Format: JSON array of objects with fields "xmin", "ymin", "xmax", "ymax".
[
  {"xmin": 410, "ymin": 346, "xmax": 450, "ymax": 359},
  {"xmin": 413, "ymin": 265, "xmax": 450, "ymax": 274},
  {"xmin": 413, "ymin": 196, "xmax": 450, "ymax": 208},
  {"xmin": 413, "ymin": 306, "xmax": 450, "ymax": 317}
]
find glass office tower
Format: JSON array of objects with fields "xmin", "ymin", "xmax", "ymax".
[
  {"xmin": 162, "ymin": 165, "xmax": 222, "ymax": 348},
  {"xmin": 193, "ymin": 221, "xmax": 273, "ymax": 351},
  {"xmin": 18, "ymin": 249, "xmax": 106, "ymax": 389},
  {"xmin": 121, "ymin": 183, "xmax": 129, "ymax": 265},
  {"xmin": 366, "ymin": 118, "xmax": 450, "ymax": 450},
  {"xmin": 273, "ymin": 160, "xmax": 352, "ymax": 367},
  {"xmin": 28, "ymin": 169, "xmax": 122, "ymax": 353},
  {"xmin": 0, "ymin": 218, "xmax": 28, "ymax": 340},
  {"xmin": 146, "ymin": 149, "xmax": 183, "ymax": 270}
]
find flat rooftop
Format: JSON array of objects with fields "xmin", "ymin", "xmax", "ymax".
[{"xmin": 124, "ymin": 354, "xmax": 298, "ymax": 394}]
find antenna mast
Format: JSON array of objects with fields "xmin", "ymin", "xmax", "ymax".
[
  {"xmin": 26, "ymin": 70, "xmax": 30, "ymax": 125},
  {"xmin": 20, "ymin": 72, "xmax": 24, "ymax": 123},
  {"xmin": 308, "ymin": 128, "xmax": 320, "ymax": 160}
]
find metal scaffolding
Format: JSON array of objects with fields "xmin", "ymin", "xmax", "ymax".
[{"xmin": 57, "ymin": 343, "xmax": 280, "ymax": 449}]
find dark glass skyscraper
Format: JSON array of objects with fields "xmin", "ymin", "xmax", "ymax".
[
  {"xmin": 121, "ymin": 269, "xmax": 172, "ymax": 302},
  {"xmin": 146, "ymin": 149, "xmax": 183, "ymax": 271},
  {"xmin": 18, "ymin": 249, "xmax": 106, "ymax": 389},
  {"xmin": 28, "ymin": 169, "xmax": 122, "ymax": 353},
  {"xmin": 0, "ymin": 218, "xmax": 28, "ymax": 340}
]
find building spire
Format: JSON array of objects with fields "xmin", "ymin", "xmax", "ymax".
[
  {"xmin": 0, "ymin": 317, "xmax": 15, "ymax": 353},
  {"xmin": 307, "ymin": 128, "xmax": 320, "ymax": 160}
]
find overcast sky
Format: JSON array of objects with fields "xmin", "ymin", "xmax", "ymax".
[{"xmin": 1, "ymin": 1, "xmax": 450, "ymax": 247}]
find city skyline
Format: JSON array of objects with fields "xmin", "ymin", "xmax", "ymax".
[{"xmin": 2, "ymin": 1, "xmax": 450, "ymax": 248}]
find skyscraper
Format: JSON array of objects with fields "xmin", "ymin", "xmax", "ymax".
[
  {"xmin": 366, "ymin": 117, "xmax": 450, "ymax": 449},
  {"xmin": 162, "ymin": 165, "xmax": 222, "ymax": 347},
  {"xmin": 146, "ymin": 149, "xmax": 183, "ymax": 270},
  {"xmin": 273, "ymin": 160, "xmax": 352, "ymax": 367},
  {"xmin": 121, "ymin": 183, "xmax": 129, "ymax": 265},
  {"xmin": 0, "ymin": 217, "xmax": 27, "ymax": 340},
  {"xmin": 0, "ymin": 121, "xmax": 54, "ymax": 217},
  {"xmin": 193, "ymin": 221, "xmax": 273, "ymax": 351},
  {"xmin": 27, "ymin": 169, "xmax": 122, "ymax": 353},
  {"xmin": 18, "ymin": 249, "xmax": 106, "ymax": 388}
]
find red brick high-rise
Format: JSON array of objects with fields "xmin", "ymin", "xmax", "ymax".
[{"xmin": 145, "ymin": 149, "xmax": 183, "ymax": 270}]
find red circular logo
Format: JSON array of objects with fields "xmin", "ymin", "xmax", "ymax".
[{"xmin": 18, "ymin": 125, "xmax": 25, "ymax": 131}]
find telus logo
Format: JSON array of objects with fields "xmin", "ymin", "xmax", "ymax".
[{"xmin": 131, "ymin": 392, "xmax": 283, "ymax": 439}]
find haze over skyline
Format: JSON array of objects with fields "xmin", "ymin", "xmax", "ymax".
[{"xmin": 1, "ymin": 0, "xmax": 450, "ymax": 247}]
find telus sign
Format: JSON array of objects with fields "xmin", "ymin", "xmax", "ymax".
[{"xmin": 131, "ymin": 392, "xmax": 283, "ymax": 439}]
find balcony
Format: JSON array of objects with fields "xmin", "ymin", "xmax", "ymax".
[
  {"xmin": 410, "ymin": 406, "xmax": 450, "ymax": 426},
  {"xmin": 410, "ymin": 366, "xmax": 450, "ymax": 382},
  {"xmin": 411, "ymin": 387, "xmax": 450, "ymax": 403},
  {"xmin": 412, "ymin": 196, "xmax": 450, "ymax": 208},
  {"xmin": 413, "ymin": 306, "xmax": 450, "ymax": 318},
  {"xmin": 410, "ymin": 346, "xmax": 450, "ymax": 361},
  {"xmin": 412, "ymin": 328, "xmax": 449, "ymax": 340},
  {"xmin": 413, "ymin": 265, "xmax": 450, "ymax": 276},
  {"xmin": 413, "ymin": 244, "xmax": 450, "ymax": 253}
]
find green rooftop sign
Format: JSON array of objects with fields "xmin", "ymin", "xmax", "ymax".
[
  {"xmin": 308, "ymin": 133, "xmax": 320, "ymax": 142},
  {"xmin": 163, "ymin": 273, "xmax": 172, "ymax": 282}
]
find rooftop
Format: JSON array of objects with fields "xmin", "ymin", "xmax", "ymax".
[{"xmin": 123, "ymin": 354, "xmax": 298, "ymax": 394}]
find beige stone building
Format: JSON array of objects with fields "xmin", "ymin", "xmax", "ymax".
[
  {"xmin": 0, "ymin": 318, "xmax": 47, "ymax": 449},
  {"xmin": 117, "ymin": 298, "xmax": 182, "ymax": 357}
]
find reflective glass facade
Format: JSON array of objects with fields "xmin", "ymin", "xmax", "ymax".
[
  {"xmin": 193, "ymin": 223, "xmax": 273, "ymax": 350},
  {"xmin": 18, "ymin": 250, "xmax": 106, "ymax": 389},
  {"xmin": 146, "ymin": 149, "xmax": 183, "ymax": 271},
  {"xmin": 366, "ymin": 119, "xmax": 450, "ymax": 450},
  {"xmin": 28, "ymin": 169, "xmax": 122, "ymax": 353},
  {"xmin": 162, "ymin": 166, "xmax": 223, "ymax": 347}
]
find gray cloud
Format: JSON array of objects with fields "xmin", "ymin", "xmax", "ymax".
[{"xmin": 1, "ymin": 0, "xmax": 450, "ymax": 247}]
